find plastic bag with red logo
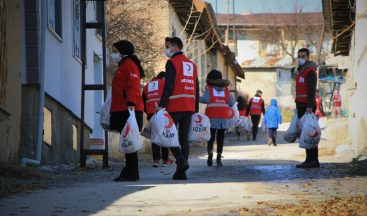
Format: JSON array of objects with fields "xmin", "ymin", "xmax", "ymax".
[
  {"xmin": 299, "ymin": 113, "xmax": 321, "ymax": 149},
  {"xmin": 150, "ymin": 109, "xmax": 179, "ymax": 148},
  {"xmin": 140, "ymin": 120, "xmax": 151, "ymax": 139},
  {"xmin": 189, "ymin": 113, "xmax": 211, "ymax": 142},
  {"xmin": 119, "ymin": 108, "xmax": 143, "ymax": 153},
  {"xmin": 229, "ymin": 102, "xmax": 240, "ymax": 128},
  {"xmin": 283, "ymin": 109, "xmax": 301, "ymax": 143}
]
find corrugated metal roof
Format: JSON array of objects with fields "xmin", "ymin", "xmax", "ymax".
[
  {"xmin": 217, "ymin": 12, "xmax": 324, "ymax": 26},
  {"xmin": 241, "ymin": 56, "xmax": 294, "ymax": 68}
]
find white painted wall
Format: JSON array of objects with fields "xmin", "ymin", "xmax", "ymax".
[
  {"xmin": 348, "ymin": 0, "xmax": 367, "ymax": 155},
  {"xmin": 44, "ymin": 1, "xmax": 103, "ymax": 138},
  {"xmin": 236, "ymin": 40, "xmax": 260, "ymax": 64}
]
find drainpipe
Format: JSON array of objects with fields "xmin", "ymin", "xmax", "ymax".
[{"xmin": 21, "ymin": 0, "xmax": 45, "ymax": 166}]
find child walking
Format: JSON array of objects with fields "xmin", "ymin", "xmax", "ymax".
[{"xmin": 263, "ymin": 99, "xmax": 282, "ymax": 146}]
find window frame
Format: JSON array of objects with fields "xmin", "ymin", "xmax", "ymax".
[{"xmin": 47, "ymin": 0, "xmax": 63, "ymax": 41}]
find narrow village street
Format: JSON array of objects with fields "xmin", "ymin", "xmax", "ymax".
[{"xmin": 1, "ymin": 124, "xmax": 366, "ymax": 216}]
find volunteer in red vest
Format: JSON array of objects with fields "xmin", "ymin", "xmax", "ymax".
[
  {"xmin": 200, "ymin": 70, "xmax": 235, "ymax": 167},
  {"xmin": 142, "ymin": 72, "xmax": 174, "ymax": 168},
  {"xmin": 109, "ymin": 40, "xmax": 144, "ymax": 181},
  {"xmin": 315, "ymin": 89, "xmax": 324, "ymax": 119},
  {"xmin": 294, "ymin": 48, "xmax": 319, "ymax": 169},
  {"xmin": 236, "ymin": 95, "xmax": 251, "ymax": 141},
  {"xmin": 245, "ymin": 90, "xmax": 265, "ymax": 141},
  {"xmin": 156, "ymin": 37, "xmax": 199, "ymax": 180},
  {"xmin": 331, "ymin": 90, "xmax": 342, "ymax": 118}
]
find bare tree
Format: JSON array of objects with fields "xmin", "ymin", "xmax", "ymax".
[
  {"xmin": 257, "ymin": 1, "xmax": 324, "ymax": 63},
  {"xmin": 106, "ymin": 0, "xmax": 161, "ymax": 80}
]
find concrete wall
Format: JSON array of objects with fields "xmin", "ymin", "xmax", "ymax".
[
  {"xmin": 239, "ymin": 68, "xmax": 277, "ymax": 107},
  {"xmin": 348, "ymin": 0, "xmax": 367, "ymax": 156},
  {"xmin": 0, "ymin": 0, "xmax": 22, "ymax": 163}
]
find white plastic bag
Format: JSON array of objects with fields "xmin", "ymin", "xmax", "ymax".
[
  {"xmin": 150, "ymin": 109, "xmax": 179, "ymax": 148},
  {"xmin": 318, "ymin": 116, "xmax": 328, "ymax": 130},
  {"xmin": 283, "ymin": 109, "xmax": 300, "ymax": 143},
  {"xmin": 189, "ymin": 113, "xmax": 211, "ymax": 142},
  {"xmin": 299, "ymin": 113, "xmax": 321, "ymax": 149},
  {"xmin": 237, "ymin": 116, "xmax": 252, "ymax": 132},
  {"xmin": 229, "ymin": 102, "xmax": 239, "ymax": 128},
  {"xmin": 140, "ymin": 121, "xmax": 151, "ymax": 139},
  {"xmin": 100, "ymin": 88, "xmax": 112, "ymax": 130},
  {"xmin": 261, "ymin": 118, "xmax": 267, "ymax": 132},
  {"xmin": 119, "ymin": 109, "xmax": 143, "ymax": 153}
]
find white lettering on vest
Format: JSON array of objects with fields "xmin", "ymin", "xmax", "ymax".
[
  {"xmin": 184, "ymin": 86, "xmax": 194, "ymax": 90},
  {"xmin": 253, "ymin": 97, "xmax": 261, "ymax": 103},
  {"xmin": 299, "ymin": 77, "xmax": 305, "ymax": 83},
  {"xmin": 181, "ymin": 79, "xmax": 194, "ymax": 84}
]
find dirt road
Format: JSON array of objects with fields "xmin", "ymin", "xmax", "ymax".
[{"xmin": 1, "ymin": 124, "xmax": 366, "ymax": 215}]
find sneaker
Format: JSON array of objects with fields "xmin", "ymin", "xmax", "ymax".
[
  {"xmin": 152, "ymin": 160, "xmax": 159, "ymax": 168},
  {"xmin": 162, "ymin": 158, "xmax": 174, "ymax": 166}
]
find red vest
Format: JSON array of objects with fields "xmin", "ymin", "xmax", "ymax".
[
  {"xmin": 166, "ymin": 55, "xmax": 198, "ymax": 112},
  {"xmin": 143, "ymin": 78, "xmax": 165, "ymax": 115},
  {"xmin": 333, "ymin": 94, "xmax": 341, "ymax": 107},
  {"xmin": 295, "ymin": 67, "xmax": 317, "ymax": 104},
  {"xmin": 315, "ymin": 96, "xmax": 323, "ymax": 117},
  {"xmin": 249, "ymin": 97, "xmax": 263, "ymax": 115},
  {"xmin": 205, "ymin": 85, "xmax": 230, "ymax": 119},
  {"xmin": 239, "ymin": 110, "xmax": 246, "ymax": 117}
]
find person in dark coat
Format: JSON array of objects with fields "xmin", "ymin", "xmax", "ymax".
[{"xmin": 109, "ymin": 40, "xmax": 145, "ymax": 181}]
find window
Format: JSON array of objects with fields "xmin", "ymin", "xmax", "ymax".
[
  {"xmin": 96, "ymin": 1, "xmax": 104, "ymax": 37},
  {"xmin": 48, "ymin": 0, "xmax": 62, "ymax": 39},
  {"xmin": 43, "ymin": 107, "xmax": 52, "ymax": 145},
  {"xmin": 72, "ymin": 124, "xmax": 78, "ymax": 151},
  {"xmin": 73, "ymin": 0, "xmax": 81, "ymax": 60}
]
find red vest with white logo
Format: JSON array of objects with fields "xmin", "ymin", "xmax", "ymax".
[
  {"xmin": 143, "ymin": 78, "xmax": 165, "ymax": 115},
  {"xmin": 249, "ymin": 97, "xmax": 263, "ymax": 115},
  {"xmin": 295, "ymin": 67, "xmax": 317, "ymax": 104},
  {"xmin": 205, "ymin": 85, "xmax": 230, "ymax": 119},
  {"xmin": 166, "ymin": 55, "xmax": 198, "ymax": 112},
  {"xmin": 333, "ymin": 94, "xmax": 341, "ymax": 107}
]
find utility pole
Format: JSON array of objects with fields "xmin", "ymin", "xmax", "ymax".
[{"xmin": 233, "ymin": 0, "xmax": 236, "ymax": 55}]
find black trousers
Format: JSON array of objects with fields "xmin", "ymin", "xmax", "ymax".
[
  {"xmin": 268, "ymin": 128, "xmax": 277, "ymax": 144},
  {"xmin": 147, "ymin": 114, "xmax": 169, "ymax": 161},
  {"xmin": 168, "ymin": 111, "xmax": 193, "ymax": 161},
  {"xmin": 207, "ymin": 128, "xmax": 225, "ymax": 154},
  {"xmin": 250, "ymin": 115, "xmax": 261, "ymax": 140},
  {"xmin": 110, "ymin": 110, "xmax": 143, "ymax": 179},
  {"xmin": 297, "ymin": 105, "xmax": 319, "ymax": 163}
]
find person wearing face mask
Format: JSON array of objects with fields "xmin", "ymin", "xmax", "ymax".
[
  {"xmin": 156, "ymin": 37, "xmax": 200, "ymax": 180},
  {"xmin": 110, "ymin": 40, "xmax": 145, "ymax": 181},
  {"xmin": 294, "ymin": 48, "xmax": 319, "ymax": 169}
]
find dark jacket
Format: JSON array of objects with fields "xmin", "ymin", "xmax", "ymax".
[{"xmin": 159, "ymin": 52, "xmax": 200, "ymax": 112}]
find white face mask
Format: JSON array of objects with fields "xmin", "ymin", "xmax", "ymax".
[
  {"xmin": 165, "ymin": 48, "xmax": 172, "ymax": 58},
  {"xmin": 297, "ymin": 58, "xmax": 306, "ymax": 66},
  {"xmin": 111, "ymin": 53, "xmax": 122, "ymax": 63}
]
